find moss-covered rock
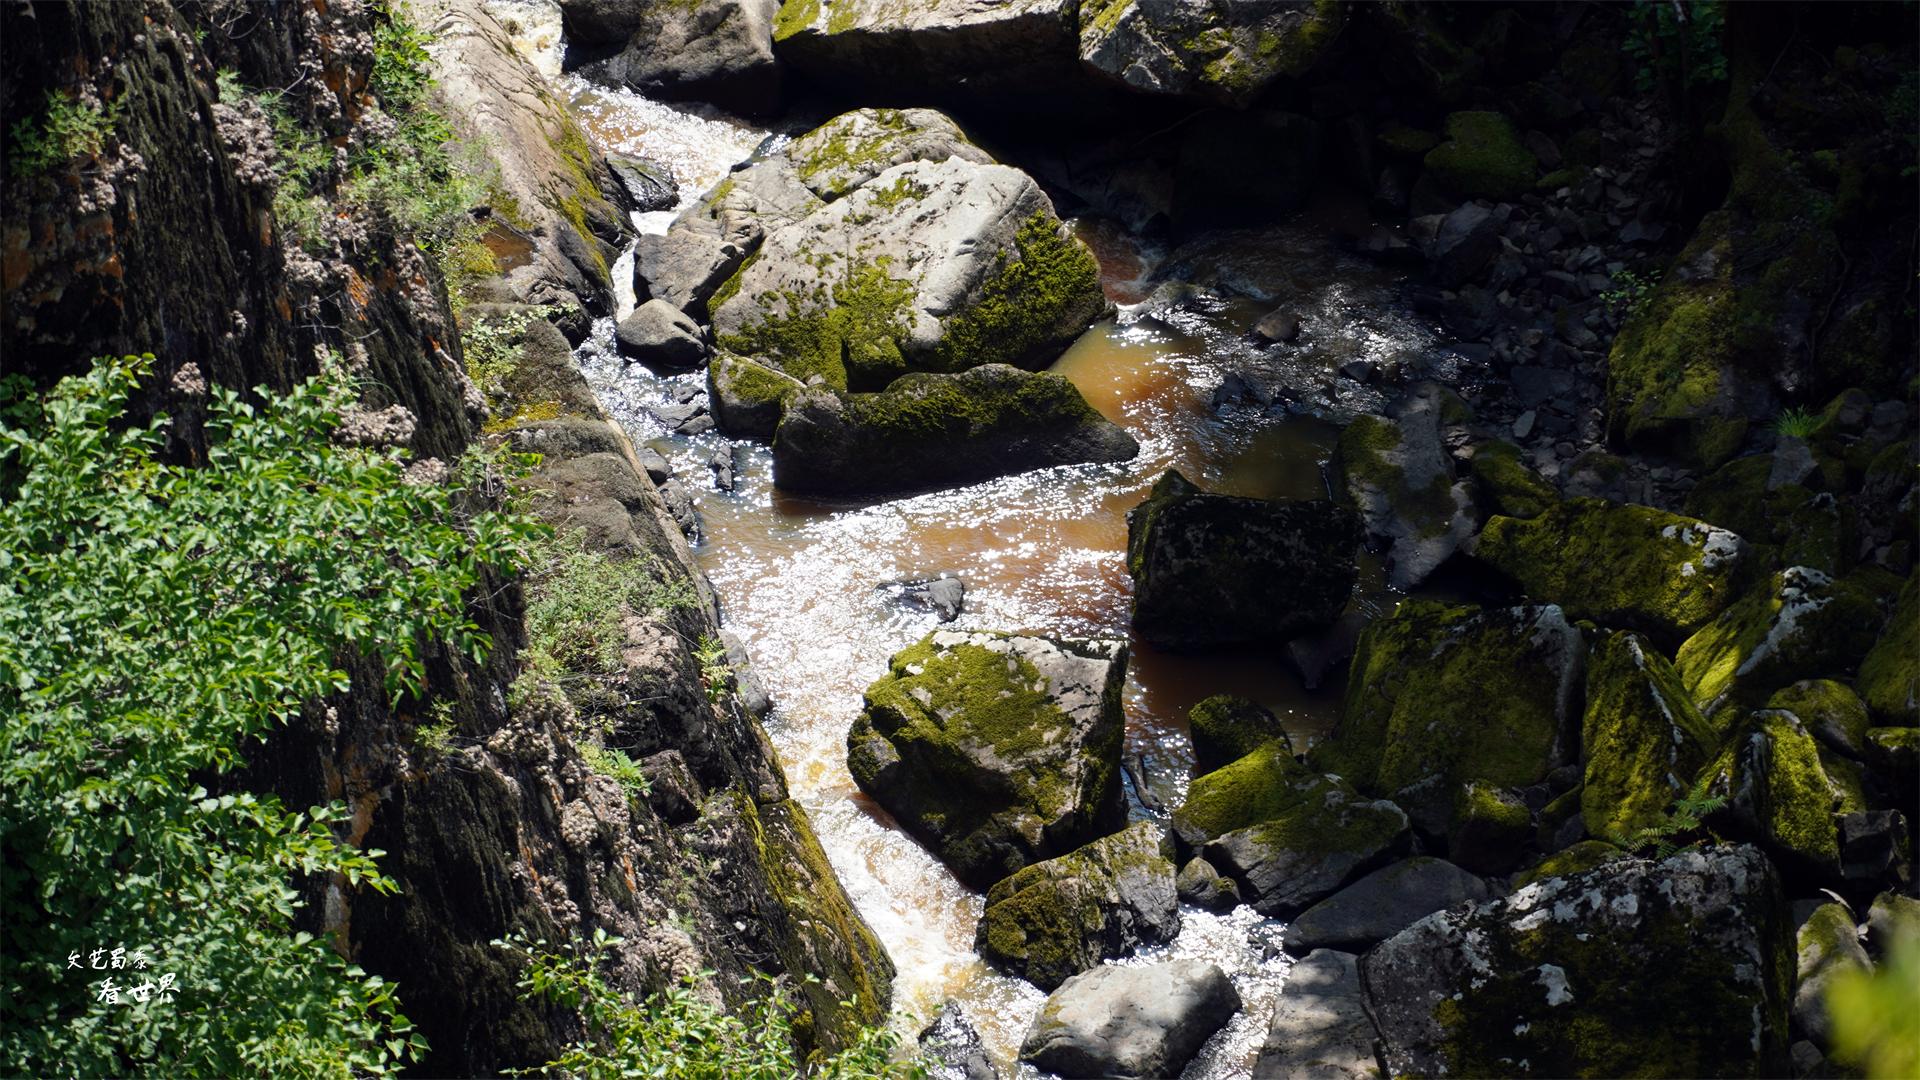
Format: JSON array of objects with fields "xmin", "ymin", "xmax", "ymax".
[
  {"xmin": 1855, "ymin": 568, "xmax": 1918, "ymax": 725},
  {"xmin": 1474, "ymin": 498, "xmax": 1747, "ymax": 641},
  {"xmin": 708, "ymin": 350, "xmax": 803, "ymax": 439},
  {"xmin": 1510, "ymin": 839, "xmax": 1625, "ymax": 889},
  {"xmin": 1767, "ymin": 679, "xmax": 1872, "ymax": 759},
  {"xmin": 1187, "ymin": 694, "xmax": 1290, "ymax": 777},
  {"xmin": 1683, "ymin": 455, "xmax": 1850, "ymax": 576},
  {"xmin": 976, "ymin": 822, "xmax": 1180, "ymax": 991},
  {"xmin": 1078, "ymin": 0, "xmax": 1345, "ymax": 107},
  {"xmin": 770, "ymin": 364, "xmax": 1138, "ymax": 496},
  {"xmin": 1126, "ymin": 470, "xmax": 1361, "ymax": 650},
  {"xmin": 1422, "ymin": 111, "xmax": 1537, "ymax": 201},
  {"xmin": 1362, "ymin": 845, "xmax": 1794, "ymax": 1078},
  {"xmin": 1170, "ymin": 743, "xmax": 1409, "ymax": 916},
  {"xmin": 1580, "ymin": 632, "xmax": 1720, "ymax": 840},
  {"xmin": 1448, "ymin": 781, "xmax": 1533, "ymax": 874},
  {"xmin": 1174, "ymin": 855, "xmax": 1240, "ymax": 912},
  {"xmin": 1791, "ymin": 901, "xmax": 1871, "ymax": 1045},
  {"xmin": 1312, "ymin": 602, "xmax": 1584, "ymax": 835},
  {"xmin": 847, "ymin": 630, "xmax": 1128, "ymax": 890},
  {"xmin": 1703, "ymin": 710, "xmax": 1855, "ymax": 879},
  {"xmin": 1333, "ymin": 384, "xmax": 1479, "ymax": 590},
  {"xmin": 1468, "ymin": 439, "xmax": 1557, "ymax": 520},
  {"xmin": 1676, "ymin": 567, "xmax": 1881, "ymax": 718},
  {"xmin": 786, "ymin": 107, "xmax": 992, "ymax": 203}
]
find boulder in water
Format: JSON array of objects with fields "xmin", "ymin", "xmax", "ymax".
[
  {"xmin": 597, "ymin": 0, "xmax": 784, "ymax": 115},
  {"xmin": 606, "ymin": 153, "xmax": 681, "ymax": 213},
  {"xmin": 770, "ymin": 365, "xmax": 1138, "ymax": 496},
  {"xmin": 1252, "ymin": 949, "xmax": 1383, "ymax": 1080},
  {"xmin": 918, "ymin": 1000, "xmax": 1001, "ymax": 1080},
  {"xmin": 635, "ymin": 158, "xmax": 822, "ymax": 317},
  {"xmin": 1333, "ymin": 383, "xmax": 1478, "ymax": 590},
  {"xmin": 976, "ymin": 821, "xmax": 1181, "ymax": 991},
  {"xmin": 1311, "ymin": 602, "xmax": 1584, "ymax": 837},
  {"xmin": 1362, "ymin": 845, "xmax": 1794, "ymax": 1077},
  {"xmin": 1170, "ymin": 743, "xmax": 1409, "ymax": 915},
  {"xmin": 848, "ymin": 630, "xmax": 1128, "ymax": 890},
  {"xmin": 1126, "ymin": 470, "xmax": 1361, "ymax": 650},
  {"xmin": 1188, "ymin": 694, "xmax": 1290, "ymax": 777},
  {"xmin": 707, "ymin": 351, "xmax": 803, "ymax": 439},
  {"xmin": 1019, "ymin": 960, "xmax": 1241, "ymax": 1080},
  {"xmin": 615, "ymin": 299, "xmax": 708, "ymax": 371},
  {"xmin": 786, "ymin": 107, "xmax": 993, "ymax": 202}
]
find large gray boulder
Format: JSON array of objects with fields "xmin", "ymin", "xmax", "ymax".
[
  {"xmin": 772, "ymin": 0, "xmax": 1082, "ymax": 106},
  {"xmin": 977, "ymin": 822, "xmax": 1181, "ymax": 991},
  {"xmin": 787, "ymin": 107, "xmax": 994, "ymax": 202},
  {"xmin": 1020, "ymin": 960, "xmax": 1241, "ymax": 1080},
  {"xmin": 1170, "ymin": 743, "xmax": 1409, "ymax": 916},
  {"xmin": 615, "ymin": 299, "xmax": 707, "ymax": 371},
  {"xmin": 1126, "ymin": 470, "xmax": 1361, "ymax": 650},
  {"xmin": 1252, "ymin": 950, "xmax": 1382, "ymax": 1080},
  {"xmin": 848, "ymin": 631, "xmax": 1129, "ymax": 890},
  {"xmin": 1362, "ymin": 845, "xmax": 1794, "ymax": 1078},
  {"xmin": 1283, "ymin": 857, "xmax": 1492, "ymax": 955},
  {"xmin": 770, "ymin": 366, "xmax": 1138, "ymax": 496},
  {"xmin": 1333, "ymin": 383, "xmax": 1478, "ymax": 590},
  {"xmin": 710, "ymin": 154, "xmax": 1106, "ymax": 391},
  {"xmin": 598, "ymin": 0, "xmax": 783, "ymax": 115},
  {"xmin": 634, "ymin": 158, "xmax": 821, "ymax": 317},
  {"xmin": 1079, "ymin": 0, "xmax": 1345, "ymax": 107}
]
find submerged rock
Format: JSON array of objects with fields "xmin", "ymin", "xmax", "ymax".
[
  {"xmin": 1312, "ymin": 602, "xmax": 1583, "ymax": 836},
  {"xmin": 1333, "ymin": 384, "xmax": 1478, "ymax": 590},
  {"xmin": 770, "ymin": 365, "xmax": 1138, "ymax": 496},
  {"xmin": 1474, "ymin": 498, "xmax": 1747, "ymax": 641},
  {"xmin": 1252, "ymin": 949, "xmax": 1382, "ymax": 1080},
  {"xmin": 976, "ymin": 822, "xmax": 1180, "ymax": 991},
  {"xmin": 710, "ymin": 144, "xmax": 1105, "ymax": 390},
  {"xmin": 1362, "ymin": 845, "xmax": 1794, "ymax": 1078},
  {"xmin": 1283, "ymin": 857, "xmax": 1492, "ymax": 955},
  {"xmin": 1019, "ymin": 960, "xmax": 1241, "ymax": 1080},
  {"xmin": 1126, "ymin": 470, "xmax": 1361, "ymax": 650},
  {"xmin": 1675, "ymin": 567, "xmax": 1880, "ymax": 718},
  {"xmin": 1188, "ymin": 694, "xmax": 1291, "ymax": 777},
  {"xmin": 847, "ymin": 631, "xmax": 1128, "ymax": 890},
  {"xmin": 1580, "ymin": 631, "xmax": 1720, "ymax": 839},
  {"xmin": 1078, "ymin": 0, "xmax": 1343, "ymax": 106},
  {"xmin": 1170, "ymin": 743, "xmax": 1409, "ymax": 916}
]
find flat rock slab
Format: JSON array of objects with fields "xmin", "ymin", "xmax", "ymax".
[
  {"xmin": 1020, "ymin": 960, "xmax": 1241, "ymax": 1080},
  {"xmin": 1284, "ymin": 857, "xmax": 1492, "ymax": 954},
  {"xmin": 1252, "ymin": 950, "xmax": 1382, "ymax": 1079}
]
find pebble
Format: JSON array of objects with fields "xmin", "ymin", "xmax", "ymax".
[{"xmin": 1513, "ymin": 410, "xmax": 1537, "ymax": 439}]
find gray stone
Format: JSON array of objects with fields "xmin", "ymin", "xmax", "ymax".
[
  {"xmin": 617, "ymin": 299, "xmax": 708, "ymax": 371},
  {"xmin": 1176, "ymin": 856, "xmax": 1241, "ymax": 912},
  {"xmin": 1020, "ymin": 960, "xmax": 1241, "ymax": 1080},
  {"xmin": 1079, "ymin": 0, "xmax": 1343, "ymax": 107},
  {"xmin": 1284, "ymin": 857, "xmax": 1493, "ymax": 954},
  {"xmin": 1252, "ymin": 950, "xmax": 1382, "ymax": 1080},
  {"xmin": 1363, "ymin": 845, "xmax": 1793, "ymax": 1077},
  {"xmin": 635, "ymin": 158, "xmax": 821, "ymax": 316},
  {"xmin": 1790, "ymin": 900, "xmax": 1869, "ymax": 1044},
  {"xmin": 599, "ymin": 0, "xmax": 783, "ymax": 115},
  {"xmin": 1417, "ymin": 203, "xmax": 1500, "ymax": 288},
  {"xmin": 786, "ymin": 107, "xmax": 992, "ymax": 202},
  {"xmin": 772, "ymin": 0, "xmax": 1082, "ymax": 107},
  {"xmin": 1768, "ymin": 436, "xmax": 1818, "ymax": 490},
  {"xmin": 977, "ymin": 822, "xmax": 1181, "ymax": 990},
  {"xmin": 607, "ymin": 153, "xmax": 680, "ymax": 213},
  {"xmin": 920, "ymin": 1000, "xmax": 1000, "ymax": 1080},
  {"xmin": 1333, "ymin": 383, "xmax": 1480, "ymax": 590}
]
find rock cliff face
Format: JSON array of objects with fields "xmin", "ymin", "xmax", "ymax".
[{"xmin": 0, "ymin": 2, "xmax": 890, "ymax": 1072}]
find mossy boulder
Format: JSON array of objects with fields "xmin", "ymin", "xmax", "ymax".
[
  {"xmin": 1580, "ymin": 632, "xmax": 1720, "ymax": 840},
  {"xmin": 1187, "ymin": 694, "xmax": 1290, "ymax": 777},
  {"xmin": 976, "ymin": 821, "xmax": 1180, "ymax": 991},
  {"xmin": 1078, "ymin": 0, "xmax": 1345, "ymax": 107},
  {"xmin": 1683, "ymin": 455, "xmax": 1850, "ymax": 576},
  {"xmin": 1362, "ymin": 845, "xmax": 1794, "ymax": 1078},
  {"xmin": 1510, "ymin": 839, "xmax": 1625, "ymax": 889},
  {"xmin": 1467, "ymin": 439, "xmax": 1557, "ymax": 520},
  {"xmin": 1791, "ymin": 901, "xmax": 1871, "ymax": 1045},
  {"xmin": 1333, "ymin": 384, "xmax": 1479, "ymax": 589},
  {"xmin": 1174, "ymin": 856, "xmax": 1240, "ymax": 912},
  {"xmin": 1675, "ymin": 567, "xmax": 1880, "ymax": 718},
  {"xmin": 771, "ymin": 0, "xmax": 1082, "ymax": 109},
  {"xmin": 1702, "ymin": 710, "xmax": 1861, "ymax": 879},
  {"xmin": 1767, "ymin": 679, "xmax": 1871, "ymax": 759},
  {"xmin": 711, "ymin": 151, "xmax": 1105, "ymax": 390},
  {"xmin": 1474, "ymin": 498, "xmax": 1747, "ymax": 642},
  {"xmin": 1421, "ymin": 111, "xmax": 1537, "ymax": 201},
  {"xmin": 786, "ymin": 107, "xmax": 992, "ymax": 203},
  {"xmin": 1854, "ymin": 568, "xmax": 1918, "ymax": 725},
  {"xmin": 1312, "ymin": 602, "xmax": 1584, "ymax": 835},
  {"xmin": 708, "ymin": 350, "xmax": 804, "ymax": 439},
  {"xmin": 770, "ymin": 364, "xmax": 1137, "ymax": 496},
  {"xmin": 1448, "ymin": 781, "xmax": 1533, "ymax": 875},
  {"xmin": 1170, "ymin": 743, "xmax": 1410, "ymax": 916},
  {"xmin": 1125, "ymin": 470, "xmax": 1361, "ymax": 650},
  {"xmin": 847, "ymin": 630, "xmax": 1128, "ymax": 890}
]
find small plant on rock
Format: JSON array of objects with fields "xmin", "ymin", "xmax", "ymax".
[
  {"xmin": 695, "ymin": 635, "xmax": 733, "ymax": 704},
  {"xmin": 1771, "ymin": 407, "xmax": 1821, "ymax": 439},
  {"xmin": 7, "ymin": 89, "xmax": 119, "ymax": 176},
  {"xmin": 1610, "ymin": 777, "xmax": 1726, "ymax": 858},
  {"xmin": 578, "ymin": 743, "xmax": 650, "ymax": 798},
  {"xmin": 1599, "ymin": 268, "xmax": 1661, "ymax": 318}
]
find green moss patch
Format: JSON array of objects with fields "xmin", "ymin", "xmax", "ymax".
[
  {"xmin": 1676, "ymin": 567, "xmax": 1880, "ymax": 718},
  {"xmin": 1855, "ymin": 569, "xmax": 1917, "ymax": 725},
  {"xmin": 1422, "ymin": 111, "xmax": 1537, "ymax": 200},
  {"xmin": 924, "ymin": 213, "xmax": 1103, "ymax": 374},
  {"xmin": 716, "ymin": 255, "xmax": 916, "ymax": 391},
  {"xmin": 1581, "ymin": 631, "xmax": 1719, "ymax": 839},
  {"xmin": 1468, "ymin": 439, "xmax": 1557, "ymax": 520}
]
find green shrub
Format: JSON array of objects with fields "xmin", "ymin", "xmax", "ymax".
[
  {"xmin": 578, "ymin": 744, "xmax": 650, "ymax": 798},
  {"xmin": 518, "ymin": 530, "xmax": 698, "ymax": 697},
  {"xmin": 6, "ymin": 89, "xmax": 118, "ymax": 177},
  {"xmin": 498, "ymin": 932, "xmax": 923, "ymax": 1079},
  {"xmin": 462, "ymin": 305, "xmax": 552, "ymax": 410},
  {"xmin": 1771, "ymin": 407, "xmax": 1821, "ymax": 439},
  {"xmin": 695, "ymin": 635, "xmax": 733, "ymax": 704},
  {"xmin": 0, "ymin": 355, "xmax": 542, "ymax": 1076}
]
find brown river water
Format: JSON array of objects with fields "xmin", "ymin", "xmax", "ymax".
[{"xmin": 547, "ymin": 62, "xmax": 1443, "ymax": 1077}]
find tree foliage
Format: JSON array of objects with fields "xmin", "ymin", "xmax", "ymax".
[{"xmin": 0, "ymin": 355, "xmax": 541, "ymax": 1077}]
